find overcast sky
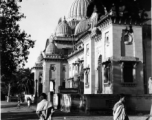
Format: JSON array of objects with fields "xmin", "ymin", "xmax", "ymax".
[{"xmin": 18, "ymin": 0, "xmax": 74, "ymax": 68}]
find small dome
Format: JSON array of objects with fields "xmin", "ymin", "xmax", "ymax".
[
  {"xmin": 45, "ymin": 40, "xmax": 58, "ymax": 54},
  {"xmin": 55, "ymin": 18, "xmax": 72, "ymax": 37},
  {"xmin": 68, "ymin": 0, "xmax": 91, "ymax": 21},
  {"xmin": 68, "ymin": 19, "xmax": 79, "ymax": 30},
  {"xmin": 74, "ymin": 19, "xmax": 90, "ymax": 35},
  {"xmin": 37, "ymin": 52, "xmax": 43, "ymax": 63}
]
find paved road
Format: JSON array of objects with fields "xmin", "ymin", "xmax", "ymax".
[
  {"xmin": 1, "ymin": 112, "xmax": 150, "ymax": 120},
  {"xmin": 1, "ymin": 101, "xmax": 150, "ymax": 120}
]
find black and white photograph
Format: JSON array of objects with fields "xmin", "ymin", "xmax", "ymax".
[{"xmin": 0, "ymin": 0, "xmax": 151, "ymax": 120}]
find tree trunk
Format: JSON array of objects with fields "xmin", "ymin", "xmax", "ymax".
[{"xmin": 7, "ymin": 83, "xmax": 11, "ymax": 102}]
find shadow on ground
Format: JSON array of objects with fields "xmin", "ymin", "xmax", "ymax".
[{"xmin": 1, "ymin": 112, "xmax": 38, "ymax": 120}]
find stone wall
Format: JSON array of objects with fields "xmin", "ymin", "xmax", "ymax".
[{"xmin": 84, "ymin": 94, "xmax": 152, "ymax": 114}]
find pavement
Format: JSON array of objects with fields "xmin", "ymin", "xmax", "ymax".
[
  {"xmin": 1, "ymin": 101, "xmax": 36, "ymax": 113},
  {"xmin": 1, "ymin": 101, "xmax": 151, "ymax": 120}
]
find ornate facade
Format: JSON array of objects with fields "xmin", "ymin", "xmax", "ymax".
[{"xmin": 32, "ymin": 0, "xmax": 151, "ymax": 96}]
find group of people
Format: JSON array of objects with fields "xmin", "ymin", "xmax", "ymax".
[
  {"xmin": 17, "ymin": 95, "xmax": 32, "ymax": 108},
  {"xmin": 36, "ymin": 93, "xmax": 129, "ymax": 120}
]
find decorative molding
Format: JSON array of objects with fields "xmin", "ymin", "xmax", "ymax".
[
  {"xmin": 50, "ymin": 64, "xmax": 56, "ymax": 71},
  {"xmin": 84, "ymin": 66, "xmax": 90, "ymax": 88},
  {"xmin": 90, "ymin": 27, "xmax": 102, "ymax": 42},
  {"xmin": 68, "ymin": 47, "xmax": 84, "ymax": 58},
  {"xmin": 123, "ymin": 26, "xmax": 134, "ymax": 45},
  {"xmin": 121, "ymin": 82, "xmax": 137, "ymax": 87},
  {"xmin": 119, "ymin": 56, "xmax": 139, "ymax": 62}
]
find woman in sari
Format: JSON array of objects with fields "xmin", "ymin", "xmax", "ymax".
[
  {"xmin": 36, "ymin": 93, "xmax": 54, "ymax": 120},
  {"xmin": 113, "ymin": 95, "xmax": 129, "ymax": 120}
]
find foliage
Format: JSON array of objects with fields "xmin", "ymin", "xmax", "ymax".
[
  {"xmin": 87, "ymin": 0, "xmax": 151, "ymax": 20},
  {"xmin": 0, "ymin": 1, "xmax": 35, "ymax": 98},
  {"xmin": 16, "ymin": 68, "xmax": 34, "ymax": 94},
  {"xmin": 1, "ymin": 68, "xmax": 34, "ymax": 95}
]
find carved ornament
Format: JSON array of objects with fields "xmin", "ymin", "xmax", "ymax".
[
  {"xmin": 90, "ymin": 27, "xmax": 102, "ymax": 41},
  {"xmin": 123, "ymin": 26, "xmax": 134, "ymax": 45}
]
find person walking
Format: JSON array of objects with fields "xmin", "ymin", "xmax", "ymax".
[
  {"xmin": 36, "ymin": 93, "xmax": 54, "ymax": 120},
  {"xmin": 113, "ymin": 94, "xmax": 129, "ymax": 120},
  {"xmin": 17, "ymin": 95, "xmax": 21, "ymax": 109},
  {"xmin": 27, "ymin": 97, "xmax": 31, "ymax": 108}
]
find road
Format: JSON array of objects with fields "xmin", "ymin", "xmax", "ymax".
[
  {"xmin": 1, "ymin": 101, "xmax": 150, "ymax": 120},
  {"xmin": 1, "ymin": 109, "xmax": 149, "ymax": 120}
]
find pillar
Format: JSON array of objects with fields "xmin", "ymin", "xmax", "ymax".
[
  {"xmin": 120, "ymin": 62, "xmax": 124, "ymax": 83},
  {"xmin": 43, "ymin": 62, "xmax": 50, "ymax": 94},
  {"xmin": 133, "ymin": 63, "xmax": 137, "ymax": 83}
]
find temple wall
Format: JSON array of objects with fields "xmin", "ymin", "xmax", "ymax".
[
  {"xmin": 112, "ymin": 61, "xmax": 144, "ymax": 94},
  {"xmin": 43, "ymin": 60, "xmax": 68, "ymax": 94},
  {"xmin": 68, "ymin": 52, "xmax": 84, "ymax": 78},
  {"xmin": 94, "ymin": 37, "xmax": 102, "ymax": 93},
  {"xmin": 112, "ymin": 24, "xmax": 144, "ymax": 94},
  {"xmin": 83, "ymin": 94, "xmax": 152, "ymax": 113},
  {"xmin": 83, "ymin": 36, "xmax": 93, "ymax": 94},
  {"xmin": 143, "ymin": 25, "xmax": 152, "ymax": 93},
  {"xmin": 113, "ymin": 24, "xmax": 143, "ymax": 60}
]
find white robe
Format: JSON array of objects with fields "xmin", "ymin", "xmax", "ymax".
[
  {"xmin": 36, "ymin": 99, "xmax": 53, "ymax": 120},
  {"xmin": 113, "ymin": 101, "xmax": 128, "ymax": 120}
]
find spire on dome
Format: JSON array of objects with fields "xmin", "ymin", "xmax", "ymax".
[
  {"xmin": 58, "ymin": 18, "xmax": 62, "ymax": 24},
  {"xmin": 55, "ymin": 17, "xmax": 72, "ymax": 37}
]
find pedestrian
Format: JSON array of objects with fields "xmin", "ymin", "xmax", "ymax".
[
  {"xmin": 113, "ymin": 94, "xmax": 129, "ymax": 120},
  {"xmin": 36, "ymin": 93, "xmax": 54, "ymax": 120},
  {"xmin": 27, "ymin": 97, "xmax": 31, "ymax": 107},
  {"xmin": 17, "ymin": 95, "xmax": 21, "ymax": 109}
]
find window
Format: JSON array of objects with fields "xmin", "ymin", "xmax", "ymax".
[
  {"xmin": 62, "ymin": 81, "xmax": 65, "ymax": 88},
  {"xmin": 86, "ymin": 44, "xmax": 89, "ymax": 56},
  {"xmin": 85, "ymin": 70, "xmax": 89, "ymax": 88},
  {"xmin": 105, "ymin": 32, "xmax": 110, "ymax": 46},
  {"xmin": 50, "ymin": 64, "xmax": 56, "ymax": 79},
  {"xmin": 63, "ymin": 65, "xmax": 66, "ymax": 71},
  {"xmin": 50, "ymin": 80, "xmax": 54, "ymax": 92},
  {"xmin": 51, "ymin": 64, "xmax": 56, "ymax": 71},
  {"xmin": 123, "ymin": 63, "xmax": 133, "ymax": 83}
]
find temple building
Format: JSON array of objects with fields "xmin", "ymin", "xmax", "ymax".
[{"xmin": 32, "ymin": 0, "xmax": 151, "ymax": 96}]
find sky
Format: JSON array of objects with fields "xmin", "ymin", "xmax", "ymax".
[{"xmin": 18, "ymin": 0, "xmax": 74, "ymax": 68}]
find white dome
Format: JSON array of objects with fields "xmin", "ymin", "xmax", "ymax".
[
  {"xmin": 68, "ymin": 0, "xmax": 91, "ymax": 21},
  {"xmin": 74, "ymin": 19, "xmax": 90, "ymax": 35}
]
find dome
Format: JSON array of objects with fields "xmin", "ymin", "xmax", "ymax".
[
  {"xmin": 37, "ymin": 52, "xmax": 43, "ymax": 63},
  {"xmin": 68, "ymin": 0, "xmax": 91, "ymax": 21},
  {"xmin": 55, "ymin": 18, "xmax": 72, "ymax": 37},
  {"xmin": 90, "ymin": 12, "xmax": 98, "ymax": 27},
  {"xmin": 45, "ymin": 40, "xmax": 58, "ymax": 54},
  {"xmin": 68, "ymin": 19, "xmax": 79, "ymax": 30},
  {"xmin": 74, "ymin": 19, "xmax": 90, "ymax": 35}
]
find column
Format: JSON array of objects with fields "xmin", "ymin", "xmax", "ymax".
[
  {"xmin": 97, "ymin": 64, "xmax": 102, "ymax": 93},
  {"xmin": 120, "ymin": 62, "xmax": 124, "ymax": 83},
  {"xmin": 34, "ymin": 80, "xmax": 37, "ymax": 96},
  {"xmin": 37, "ymin": 78, "xmax": 39, "ymax": 96},
  {"xmin": 43, "ymin": 62, "xmax": 50, "ymax": 94},
  {"xmin": 102, "ymin": 64, "xmax": 105, "ymax": 93},
  {"xmin": 133, "ymin": 63, "xmax": 137, "ymax": 83}
]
